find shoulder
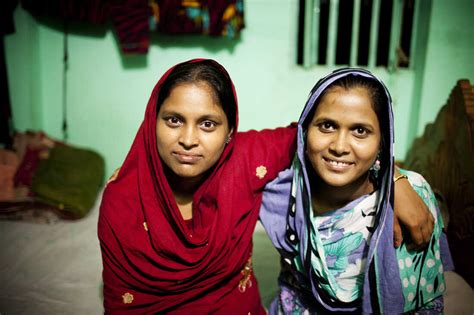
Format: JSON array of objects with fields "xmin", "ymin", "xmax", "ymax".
[
  {"xmin": 400, "ymin": 169, "xmax": 430, "ymax": 188},
  {"xmin": 99, "ymin": 169, "xmax": 140, "ymax": 227},
  {"xmin": 399, "ymin": 169, "xmax": 435, "ymax": 202}
]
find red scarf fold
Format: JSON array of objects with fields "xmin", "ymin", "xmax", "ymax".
[{"xmin": 98, "ymin": 59, "xmax": 296, "ymax": 313}]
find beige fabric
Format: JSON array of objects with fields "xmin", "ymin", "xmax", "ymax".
[{"xmin": 444, "ymin": 271, "xmax": 474, "ymax": 314}]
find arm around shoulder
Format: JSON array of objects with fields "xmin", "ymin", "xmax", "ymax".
[{"xmin": 393, "ymin": 168, "xmax": 435, "ymax": 249}]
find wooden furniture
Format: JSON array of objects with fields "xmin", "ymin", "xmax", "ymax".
[{"xmin": 403, "ymin": 79, "xmax": 474, "ymax": 288}]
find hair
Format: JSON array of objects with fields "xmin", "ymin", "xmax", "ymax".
[{"xmin": 156, "ymin": 60, "xmax": 237, "ymax": 131}]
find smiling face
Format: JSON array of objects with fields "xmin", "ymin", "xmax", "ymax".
[
  {"xmin": 306, "ymin": 86, "xmax": 381, "ymax": 189},
  {"xmin": 156, "ymin": 82, "xmax": 231, "ymax": 183}
]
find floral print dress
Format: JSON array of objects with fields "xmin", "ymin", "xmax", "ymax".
[{"xmin": 274, "ymin": 170, "xmax": 447, "ymax": 314}]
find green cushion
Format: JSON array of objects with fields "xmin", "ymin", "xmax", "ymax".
[{"xmin": 32, "ymin": 145, "xmax": 105, "ymax": 218}]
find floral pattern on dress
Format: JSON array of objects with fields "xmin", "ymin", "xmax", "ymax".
[{"xmin": 274, "ymin": 170, "xmax": 447, "ymax": 313}]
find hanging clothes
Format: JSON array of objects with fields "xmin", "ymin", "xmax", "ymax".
[
  {"xmin": 21, "ymin": 0, "xmax": 109, "ymax": 24},
  {"xmin": 21, "ymin": 0, "xmax": 244, "ymax": 54},
  {"xmin": 151, "ymin": 0, "xmax": 244, "ymax": 37},
  {"xmin": 111, "ymin": 0, "xmax": 245, "ymax": 54}
]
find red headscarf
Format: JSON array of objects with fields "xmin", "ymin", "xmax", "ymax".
[{"xmin": 98, "ymin": 59, "xmax": 296, "ymax": 313}]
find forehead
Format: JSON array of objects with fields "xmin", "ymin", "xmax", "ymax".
[
  {"xmin": 160, "ymin": 83, "xmax": 224, "ymax": 115},
  {"xmin": 313, "ymin": 86, "xmax": 377, "ymax": 122}
]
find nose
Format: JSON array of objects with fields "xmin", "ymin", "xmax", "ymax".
[
  {"xmin": 178, "ymin": 125, "xmax": 199, "ymax": 149},
  {"xmin": 329, "ymin": 131, "xmax": 349, "ymax": 156}
]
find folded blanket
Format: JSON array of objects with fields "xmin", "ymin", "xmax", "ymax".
[{"xmin": 32, "ymin": 144, "xmax": 104, "ymax": 218}]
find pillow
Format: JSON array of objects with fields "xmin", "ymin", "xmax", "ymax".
[{"xmin": 31, "ymin": 144, "xmax": 105, "ymax": 218}]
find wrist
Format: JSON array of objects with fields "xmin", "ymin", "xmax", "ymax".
[{"xmin": 394, "ymin": 174, "xmax": 408, "ymax": 183}]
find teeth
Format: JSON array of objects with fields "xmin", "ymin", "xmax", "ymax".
[{"xmin": 328, "ymin": 159, "xmax": 350, "ymax": 166}]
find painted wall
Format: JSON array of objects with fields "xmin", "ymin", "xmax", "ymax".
[
  {"xmin": 7, "ymin": 0, "xmax": 321, "ymax": 175},
  {"xmin": 4, "ymin": 7, "xmax": 42, "ymax": 131},
  {"xmin": 5, "ymin": 0, "xmax": 474, "ymax": 175},
  {"xmin": 416, "ymin": 0, "xmax": 474, "ymax": 137}
]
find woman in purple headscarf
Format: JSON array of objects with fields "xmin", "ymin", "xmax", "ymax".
[{"xmin": 261, "ymin": 68, "xmax": 453, "ymax": 314}]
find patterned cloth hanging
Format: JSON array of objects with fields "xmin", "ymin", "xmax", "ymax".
[{"xmin": 21, "ymin": 0, "xmax": 244, "ymax": 54}]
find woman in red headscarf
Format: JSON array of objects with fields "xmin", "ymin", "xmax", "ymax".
[{"xmin": 98, "ymin": 59, "xmax": 434, "ymax": 314}]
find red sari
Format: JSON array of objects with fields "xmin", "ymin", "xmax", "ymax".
[{"xmin": 98, "ymin": 59, "xmax": 296, "ymax": 314}]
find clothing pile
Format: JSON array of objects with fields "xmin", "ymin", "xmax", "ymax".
[{"xmin": 0, "ymin": 131, "xmax": 104, "ymax": 223}]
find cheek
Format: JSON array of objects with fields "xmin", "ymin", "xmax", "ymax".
[
  {"xmin": 155, "ymin": 126, "xmax": 166, "ymax": 146},
  {"xmin": 201, "ymin": 132, "xmax": 227, "ymax": 156},
  {"xmin": 155, "ymin": 124, "xmax": 175, "ymax": 157},
  {"xmin": 306, "ymin": 131, "xmax": 327, "ymax": 155},
  {"xmin": 305, "ymin": 132, "xmax": 326, "ymax": 166},
  {"xmin": 353, "ymin": 140, "xmax": 380, "ymax": 162}
]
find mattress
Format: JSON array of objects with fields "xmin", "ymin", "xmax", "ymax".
[{"xmin": 0, "ymin": 194, "xmax": 103, "ymax": 314}]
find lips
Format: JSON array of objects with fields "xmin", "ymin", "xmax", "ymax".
[
  {"xmin": 173, "ymin": 152, "xmax": 203, "ymax": 163},
  {"xmin": 323, "ymin": 157, "xmax": 354, "ymax": 171}
]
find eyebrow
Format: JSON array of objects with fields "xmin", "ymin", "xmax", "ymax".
[
  {"xmin": 159, "ymin": 110, "xmax": 184, "ymax": 119},
  {"xmin": 159, "ymin": 111, "xmax": 223, "ymax": 122},
  {"xmin": 351, "ymin": 122, "xmax": 376, "ymax": 131},
  {"xmin": 313, "ymin": 117, "xmax": 376, "ymax": 130},
  {"xmin": 312, "ymin": 117, "xmax": 337, "ymax": 125},
  {"xmin": 198, "ymin": 114, "xmax": 223, "ymax": 122}
]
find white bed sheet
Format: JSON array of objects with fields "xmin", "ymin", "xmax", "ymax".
[{"xmin": 0, "ymin": 195, "xmax": 103, "ymax": 315}]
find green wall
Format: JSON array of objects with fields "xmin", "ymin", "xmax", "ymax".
[
  {"xmin": 5, "ymin": 0, "xmax": 474, "ymax": 175},
  {"xmin": 416, "ymin": 0, "xmax": 474, "ymax": 136},
  {"xmin": 5, "ymin": 7, "xmax": 42, "ymax": 131}
]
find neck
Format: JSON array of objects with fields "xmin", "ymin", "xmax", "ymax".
[
  {"xmin": 310, "ymin": 171, "xmax": 374, "ymax": 216},
  {"xmin": 168, "ymin": 174, "xmax": 203, "ymax": 197},
  {"xmin": 164, "ymin": 167, "xmax": 206, "ymax": 220}
]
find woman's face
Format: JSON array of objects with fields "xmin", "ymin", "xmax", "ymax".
[
  {"xmin": 156, "ymin": 82, "xmax": 231, "ymax": 182},
  {"xmin": 306, "ymin": 86, "xmax": 381, "ymax": 188}
]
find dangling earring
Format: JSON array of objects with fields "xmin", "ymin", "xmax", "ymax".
[
  {"xmin": 370, "ymin": 153, "xmax": 381, "ymax": 179},
  {"xmin": 371, "ymin": 158, "xmax": 381, "ymax": 172},
  {"xmin": 225, "ymin": 135, "xmax": 232, "ymax": 144}
]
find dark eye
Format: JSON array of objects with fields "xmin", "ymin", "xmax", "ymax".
[
  {"xmin": 353, "ymin": 127, "xmax": 369, "ymax": 138},
  {"xmin": 356, "ymin": 127, "xmax": 366, "ymax": 134},
  {"xmin": 318, "ymin": 122, "xmax": 335, "ymax": 132},
  {"xmin": 165, "ymin": 116, "xmax": 182, "ymax": 126},
  {"xmin": 200, "ymin": 120, "xmax": 217, "ymax": 131}
]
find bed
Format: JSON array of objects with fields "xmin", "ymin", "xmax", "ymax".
[
  {"xmin": 0, "ymin": 194, "xmax": 473, "ymax": 314},
  {"xmin": 0, "ymin": 195, "xmax": 103, "ymax": 314}
]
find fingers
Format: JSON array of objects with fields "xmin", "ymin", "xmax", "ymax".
[
  {"xmin": 393, "ymin": 216, "xmax": 403, "ymax": 248},
  {"xmin": 393, "ymin": 173, "xmax": 437, "ymax": 251},
  {"xmin": 421, "ymin": 212, "xmax": 435, "ymax": 245},
  {"xmin": 406, "ymin": 213, "xmax": 434, "ymax": 251},
  {"xmin": 417, "ymin": 209, "xmax": 434, "ymax": 248},
  {"xmin": 406, "ymin": 225, "xmax": 424, "ymax": 251}
]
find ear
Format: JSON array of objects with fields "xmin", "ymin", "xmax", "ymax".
[{"xmin": 225, "ymin": 128, "xmax": 234, "ymax": 145}]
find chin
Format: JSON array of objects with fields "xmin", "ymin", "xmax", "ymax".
[
  {"xmin": 326, "ymin": 180, "xmax": 352, "ymax": 188},
  {"xmin": 174, "ymin": 170, "xmax": 203, "ymax": 179},
  {"xmin": 320, "ymin": 174, "xmax": 355, "ymax": 188}
]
